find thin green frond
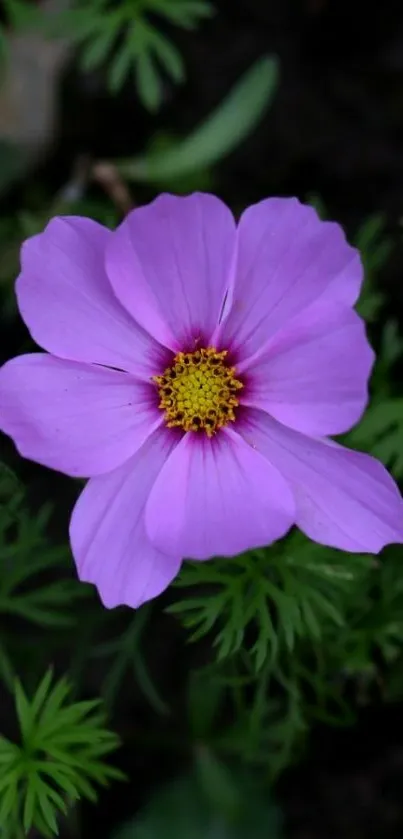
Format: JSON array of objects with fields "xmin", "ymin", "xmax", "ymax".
[{"xmin": 0, "ymin": 671, "xmax": 123, "ymax": 836}]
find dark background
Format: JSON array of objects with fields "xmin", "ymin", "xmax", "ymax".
[{"xmin": 3, "ymin": 1, "xmax": 403, "ymax": 837}]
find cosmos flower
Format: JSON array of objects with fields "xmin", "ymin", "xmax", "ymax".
[{"xmin": 0, "ymin": 193, "xmax": 402, "ymax": 608}]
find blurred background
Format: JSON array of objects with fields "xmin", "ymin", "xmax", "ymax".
[{"xmin": 3, "ymin": 1, "xmax": 403, "ymax": 838}]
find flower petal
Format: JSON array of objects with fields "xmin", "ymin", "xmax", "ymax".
[
  {"xmin": 106, "ymin": 193, "xmax": 236, "ymax": 350},
  {"xmin": 70, "ymin": 429, "xmax": 182, "ymax": 608},
  {"xmin": 243, "ymin": 409, "xmax": 403, "ymax": 553},
  {"xmin": 218, "ymin": 198, "xmax": 362, "ymax": 361},
  {"xmin": 17, "ymin": 216, "xmax": 165, "ymax": 377},
  {"xmin": 0, "ymin": 354, "xmax": 160, "ymax": 477},
  {"xmin": 240, "ymin": 303, "xmax": 374, "ymax": 435},
  {"xmin": 145, "ymin": 428, "xmax": 295, "ymax": 559}
]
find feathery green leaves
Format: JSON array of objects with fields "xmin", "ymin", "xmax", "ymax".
[{"xmin": 0, "ymin": 670, "xmax": 124, "ymax": 837}]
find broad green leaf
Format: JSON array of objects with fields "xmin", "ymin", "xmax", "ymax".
[{"xmin": 118, "ymin": 55, "xmax": 279, "ymax": 181}]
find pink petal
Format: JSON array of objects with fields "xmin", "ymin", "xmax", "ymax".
[
  {"xmin": 17, "ymin": 216, "xmax": 165, "ymax": 378},
  {"xmin": 70, "ymin": 429, "xmax": 182, "ymax": 608},
  {"xmin": 106, "ymin": 193, "xmax": 236, "ymax": 350},
  {"xmin": 240, "ymin": 302, "xmax": 374, "ymax": 436},
  {"xmin": 0, "ymin": 354, "xmax": 160, "ymax": 477},
  {"xmin": 243, "ymin": 409, "xmax": 403, "ymax": 553},
  {"xmin": 145, "ymin": 428, "xmax": 295, "ymax": 559},
  {"xmin": 217, "ymin": 198, "xmax": 362, "ymax": 362}
]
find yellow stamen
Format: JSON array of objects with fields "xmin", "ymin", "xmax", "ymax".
[{"xmin": 152, "ymin": 347, "xmax": 243, "ymax": 436}]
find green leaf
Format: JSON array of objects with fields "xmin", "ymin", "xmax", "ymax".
[
  {"xmin": 28, "ymin": 670, "xmax": 54, "ymax": 726},
  {"xmin": 306, "ymin": 192, "xmax": 327, "ymax": 219},
  {"xmin": 0, "ymin": 671, "xmax": 124, "ymax": 835},
  {"xmin": 2, "ymin": 0, "xmax": 41, "ymax": 29},
  {"xmin": 97, "ymin": 607, "xmax": 168, "ymax": 715},
  {"xmin": 80, "ymin": 20, "xmax": 121, "ymax": 72},
  {"xmin": 113, "ymin": 764, "xmax": 283, "ymax": 839},
  {"xmin": 187, "ymin": 670, "xmax": 225, "ymax": 738},
  {"xmin": 355, "ymin": 213, "xmax": 389, "ymax": 257},
  {"xmin": 148, "ymin": 29, "xmax": 185, "ymax": 82},
  {"xmin": 14, "ymin": 680, "xmax": 31, "ymax": 741},
  {"xmin": 118, "ymin": 55, "xmax": 279, "ymax": 181},
  {"xmin": 0, "ymin": 465, "xmax": 88, "ymax": 668},
  {"xmin": 131, "ymin": 651, "xmax": 169, "ymax": 716},
  {"xmin": 0, "ymin": 774, "xmax": 19, "ymax": 825},
  {"xmin": 135, "ymin": 49, "xmax": 163, "ymax": 111},
  {"xmin": 36, "ymin": 779, "xmax": 62, "ymax": 834},
  {"xmin": 0, "ymin": 643, "xmax": 15, "ymax": 691},
  {"xmin": 147, "ymin": 0, "xmax": 215, "ymax": 29},
  {"xmin": 171, "ymin": 534, "xmax": 368, "ymax": 671},
  {"xmin": 23, "ymin": 771, "xmax": 39, "ymax": 833},
  {"xmin": 46, "ymin": 8, "xmax": 105, "ymax": 41},
  {"xmin": 195, "ymin": 748, "xmax": 240, "ymax": 818},
  {"xmin": 108, "ymin": 38, "xmax": 135, "ymax": 92},
  {"xmin": 346, "ymin": 395, "xmax": 403, "ymax": 477}
]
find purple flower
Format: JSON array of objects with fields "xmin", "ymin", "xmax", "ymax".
[{"xmin": 0, "ymin": 193, "xmax": 402, "ymax": 608}]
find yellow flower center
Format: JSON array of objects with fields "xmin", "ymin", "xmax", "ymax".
[{"xmin": 152, "ymin": 347, "xmax": 243, "ymax": 436}]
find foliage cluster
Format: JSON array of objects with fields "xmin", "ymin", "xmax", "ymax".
[{"xmin": 0, "ymin": 0, "xmax": 214, "ymax": 109}]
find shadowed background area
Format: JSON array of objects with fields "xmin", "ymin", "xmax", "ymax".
[{"xmin": 2, "ymin": 1, "xmax": 403, "ymax": 838}]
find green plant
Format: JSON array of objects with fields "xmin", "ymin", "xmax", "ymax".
[
  {"xmin": 48, "ymin": 0, "xmax": 215, "ymax": 109},
  {"xmin": 0, "ymin": 0, "xmax": 215, "ymax": 108},
  {"xmin": 93, "ymin": 604, "xmax": 169, "ymax": 714},
  {"xmin": 170, "ymin": 535, "xmax": 369, "ymax": 671},
  {"xmin": 0, "ymin": 0, "xmax": 39, "ymax": 70},
  {"xmin": 0, "ymin": 670, "xmax": 124, "ymax": 837},
  {"xmin": 117, "ymin": 55, "xmax": 279, "ymax": 185},
  {"xmin": 0, "ymin": 464, "xmax": 89, "ymax": 689},
  {"xmin": 114, "ymin": 757, "xmax": 283, "ymax": 839}
]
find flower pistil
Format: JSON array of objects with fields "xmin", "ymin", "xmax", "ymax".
[{"xmin": 153, "ymin": 347, "xmax": 243, "ymax": 436}]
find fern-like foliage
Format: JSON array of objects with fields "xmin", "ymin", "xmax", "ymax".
[
  {"xmin": 93, "ymin": 605, "xmax": 169, "ymax": 715},
  {"xmin": 347, "ymin": 394, "xmax": 403, "ymax": 478},
  {"xmin": 182, "ymin": 540, "xmax": 403, "ymax": 777},
  {"xmin": 46, "ymin": 0, "xmax": 214, "ymax": 109},
  {"xmin": 0, "ymin": 670, "xmax": 124, "ymax": 837},
  {"xmin": 346, "ymin": 317, "xmax": 403, "ymax": 477},
  {"xmin": 354, "ymin": 213, "xmax": 392, "ymax": 322},
  {"xmin": 0, "ymin": 465, "xmax": 85, "ymax": 627},
  {"xmin": 1, "ymin": 0, "xmax": 214, "ymax": 107},
  {"xmin": 169, "ymin": 533, "xmax": 370, "ymax": 671},
  {"xmin": 0, "ymin": 463, "xmax": 89, "ymax": 689}
]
